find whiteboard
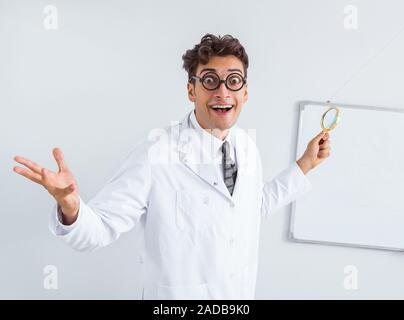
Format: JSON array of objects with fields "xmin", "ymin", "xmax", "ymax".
[{"xmin": 290, "ymin": 101, "xmax": 404, "ymax": 251}]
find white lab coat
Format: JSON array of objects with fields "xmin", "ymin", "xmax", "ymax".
[{"xmin": 49, "ymin": 110, "xmax": 312, "ymax": 299}]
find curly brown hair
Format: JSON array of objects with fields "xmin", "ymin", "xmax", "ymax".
[{"xmin": 182, "ymin": 34, "xmax": 249, "ymax": 82}]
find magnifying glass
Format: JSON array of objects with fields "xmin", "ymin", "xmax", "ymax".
[{"xmin": 320, "ymin": 107, "xmax": 341, "ymax": 132}]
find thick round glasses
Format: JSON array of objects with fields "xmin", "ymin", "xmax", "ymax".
[{"xmin": 190, "ymin": 72, "xmax": 247, "ymax": 91}]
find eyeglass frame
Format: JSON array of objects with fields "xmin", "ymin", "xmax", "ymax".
[{"xmin": 189, "ymin": 72, "xmax": 247, "ymax": 92}]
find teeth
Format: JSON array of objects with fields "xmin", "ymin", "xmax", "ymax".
[{"xmin": 211, "ymin": 105, "xmax": 233, "ymax": 109}]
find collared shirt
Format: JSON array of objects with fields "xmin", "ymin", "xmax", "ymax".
[{"xmin": 189, "ymin": 109, "xmax": 237, "ymax": 181}]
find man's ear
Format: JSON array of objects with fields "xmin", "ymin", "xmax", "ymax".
[
  {"xmin": 187, "ymin": 82, "xmax": 196, "ymax": 102},
  {"xmin": 243, "ymin": 83, "xmax": 248, "ymax": 104}
]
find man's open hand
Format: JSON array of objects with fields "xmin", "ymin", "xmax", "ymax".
[{"xmin": 13, "ymin": 148, "xmax": 80, "ymax": 224}]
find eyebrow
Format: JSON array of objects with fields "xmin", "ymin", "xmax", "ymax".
[{"xmin": 199, "ymin": 68, "xmax": 244, "ymax": 75}]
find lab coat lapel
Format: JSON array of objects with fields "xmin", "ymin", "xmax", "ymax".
[{"xmin": 177, "ymin": 113, "xmax": 233, "ymax": 202}]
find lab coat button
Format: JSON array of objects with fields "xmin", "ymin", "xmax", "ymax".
[
  {"xmin": 229, "ymin": 238, "xmax": 235, "ymax": 245},
  {"xmin": 213, "ymin": 181, "xmax": 218, "ymax": 186}
]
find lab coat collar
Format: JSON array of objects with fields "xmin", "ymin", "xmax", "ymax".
[{"xmin": 176, "ymin": 110, "xmax": 253, "ymax": 202}]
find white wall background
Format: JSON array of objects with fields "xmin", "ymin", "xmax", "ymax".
[{"xmin": 2, "ymin": 0, "xmax": 404, "ymax": 299}]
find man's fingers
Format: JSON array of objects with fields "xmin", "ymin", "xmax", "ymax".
[
  {"xmin": 311, "ymin": 131, "xmax": 330, "ymax": 145},
  {"xmin": 53, "ymin": 148, "xmax": 67, "ymax": 173},
  {"xmin": 13, "ymin": 156, "xmax": 43, "ymax": 175},
  {"xmin": 319, "ymin": 140, "xmax": 331, "ymax": 150},
  {"xmin": 13, "ymin": 166, "xmax": 43, "ymax": 185},
  {"xmin": 318, "ymin": 150, "xmax": 331, "ymax": 158}
]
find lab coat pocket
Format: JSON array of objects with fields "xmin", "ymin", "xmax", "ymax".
[
  {"xmin": 157, "ymin": 283, "xmax": 210, "ymax": 300},
  {"xmin": 176, "ymin": 190, "xmax": 213, "ymax": 233}
]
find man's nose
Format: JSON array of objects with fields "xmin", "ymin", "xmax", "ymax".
[{"xmin": 214, "ymin": 81, "xmax": 231, "ymax": 98}]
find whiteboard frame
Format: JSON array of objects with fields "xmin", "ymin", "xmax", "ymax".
[{"xmin": 289, "ymin": 100, "xmax": 404, "ymax": 252}]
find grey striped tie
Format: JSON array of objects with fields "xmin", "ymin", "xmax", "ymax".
[{"xmin": 222, "ymin": 141, "xmax": 237, "ymax": 195}]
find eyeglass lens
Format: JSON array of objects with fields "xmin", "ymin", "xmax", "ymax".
[{"xmin": 201, "ymin": 73, "xmax": 244, "ymax": 91}]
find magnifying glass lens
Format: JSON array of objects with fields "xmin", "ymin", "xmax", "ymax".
[
  {"xmin": 323, "ymin": 109, "xmax": 338, "ymax": 129},
  {"xmin": 321, "ymin": 107, "xmax": 340, "ymax": 132}
]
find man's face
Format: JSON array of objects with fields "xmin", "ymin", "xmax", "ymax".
[{"xmin": 187, "ymin": 55, "xmax": 248, "ymax": 133}]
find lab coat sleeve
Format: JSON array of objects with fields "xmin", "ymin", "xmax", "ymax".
[
  {"xmin": 48, "ymin": 142, "xmax": 152, "ymax": 252},
  {"xmin": 261, "ymin": 161, "xmax": 312, "ymax": 219}
]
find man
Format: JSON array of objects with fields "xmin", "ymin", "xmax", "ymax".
[{"xmin": 13, "ymin": 34, "xmax": 331, "ymax": 299}]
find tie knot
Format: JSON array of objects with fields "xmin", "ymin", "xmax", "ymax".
[
  {"xmin": 222, "ymin": 141, "xmax": 230, "ymax": 157},
  {"xmin": 222, "ymin": 141, "xmax": 233, "ymax": 165}
]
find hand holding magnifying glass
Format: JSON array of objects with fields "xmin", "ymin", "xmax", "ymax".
[
  {"xmin": 317, "ymin": 106, "xmax": 340, "ymax": 161},
  {"xmin": 296, "ymin": 106, "xmax": 340, "ymax": 174}
]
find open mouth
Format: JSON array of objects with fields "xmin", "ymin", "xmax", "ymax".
[{"xmin": 209, "ymin": 105, "xmax": 234, "ymax": 114}]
